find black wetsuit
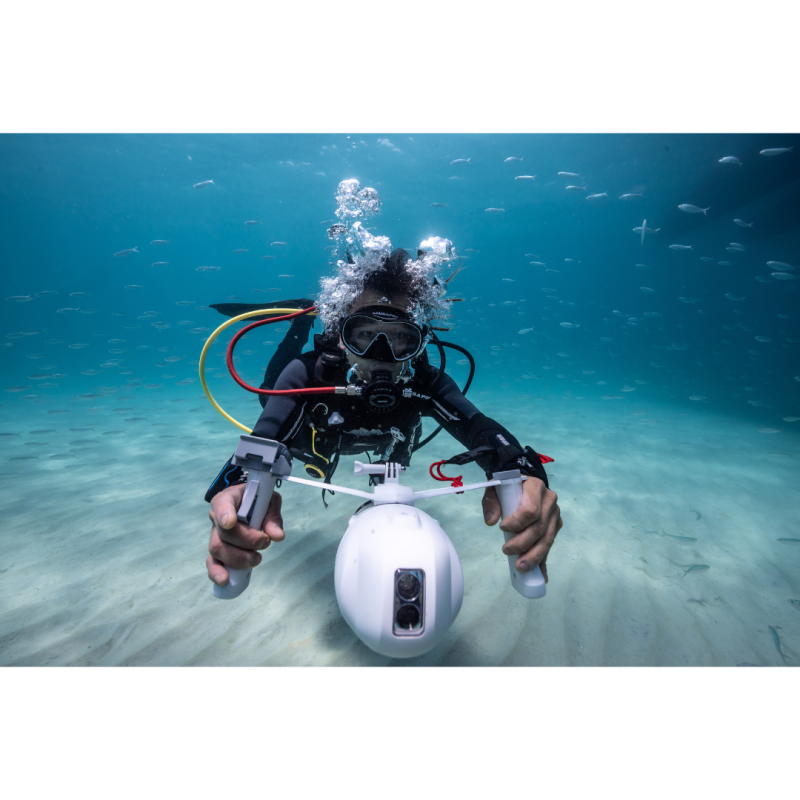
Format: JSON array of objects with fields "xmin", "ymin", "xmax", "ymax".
[{"xmin": 205, "ymin": 315, "xmax": 549, "ymax": 502}]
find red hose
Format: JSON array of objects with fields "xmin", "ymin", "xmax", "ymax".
[{"xmin": 226, "ymin": 305, "xmax": 337, "ymax": 397}]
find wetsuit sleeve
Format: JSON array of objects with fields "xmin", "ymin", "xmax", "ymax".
[
  {"xmin": 251, "ymin": 357, "xmax": 313, "ymax": 441},
  {"xmin": 424, "ymin": 372, "xmax": 550, "ymax": 486},
  {"xmin": 205, "ymin": 358, "xmax": 312, "ymax": 502}
]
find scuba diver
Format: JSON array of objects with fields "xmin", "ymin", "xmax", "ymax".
[{"xmin": 204, "ymin": 181, "xmax": 563, "ymax": 591}]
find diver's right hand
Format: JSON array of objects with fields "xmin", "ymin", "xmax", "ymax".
[{"xmin": 206, "ymin": 482, "xmax": 285, "ymax": 587}]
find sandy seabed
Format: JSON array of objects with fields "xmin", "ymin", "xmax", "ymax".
[{"xmin": 1, "ymin": 390, "xmax": 799, "ymax": 667}]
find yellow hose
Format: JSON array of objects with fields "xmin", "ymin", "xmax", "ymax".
[{"xmin": 199, "ymin": 308, "xmax": 319, "ymax": 433}]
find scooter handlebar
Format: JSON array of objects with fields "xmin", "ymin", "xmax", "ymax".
[
  {"xmin": 492, "ymin": 470, "xmax": 546, "ymax": 599},
  {"xmin": 212, "ymin": 435, "xmax": 292, "ymax": 600}
]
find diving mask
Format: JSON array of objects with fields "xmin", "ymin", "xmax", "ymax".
[{"xmin": 340, "ymin": 306, "xmax": 428, "ymax": 363}]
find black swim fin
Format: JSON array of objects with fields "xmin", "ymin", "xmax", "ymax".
[{"xmin": 210, "ymin": 298, "xmax": 315, "ymax": 321}]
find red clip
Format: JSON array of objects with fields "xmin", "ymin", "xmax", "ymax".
[
  {"xmin": 430, "ymin": 461, "xmax": 464, "ymax": 493},
  {"xmin": 539, "ymin": 454, "xmax": 554, "ymax": 464}
]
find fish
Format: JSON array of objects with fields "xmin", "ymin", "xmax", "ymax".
[
  {"xmin": 504, "ymin": 156, "xmax": 522, "ymax": 162},
  {"xmin": 530, "ymin": 262, "xmax": 546, "ymax": 266},
  {"xmin": 776, "ymin": 538, "xmax": 800, "ymax": 544},
  {"xmin": 261, "ymin": 255, "xmax": 276, "ymax": 260},
  {"xmin": 768, "ymin": 626, "xmax": 786, "ymax": 662},
  {"xmin": 514, "ymin": 175, "xmax": 536, "ymax": 180},
  {"xmin": 728, "ymin": 243, "xmax": 745, "ymax": 250},
  {"xmin": 114, "ymin": 247, "xmax": 139, "ymax": 257},
  {"xmin": 678, "ymin": 204, "xmax": 710, "ymax": 215},
  {"xmin": 150, "ymin": 239, "xmax": 170, "ymax": 245},
  {"xmin": 718, "ymin": 156, "xmax": 742, "ymax": 165},
  {"xmin": 196, "ymin": 266, "xmax": 220, "ymax": 272},
  {"xmin": 278, "ymin": 274, "xmax": 294, "ymax": 278},
  {"xmin": 5, "ymin": 295, "xmax": 33, "ymax": 302},
  {"xmin": 175, "ymin": 300, "xmax": 195, "ymax": 306},
  {"xmin": 766, "ymin": 261, "xmax": 795, "ymax": 269},
  {"xmin": 193, "ymin": 179, "xmax": 215, "ymax": 188},
  {"xmin": 754, "ymin": 336, "xmax": 771, "ymax": 342},
  {"xmin": 700, "ymin": 257, "xmax": 714, "ymax": 262},
  {"xmin": 640, "ymin": 287, "xmax": 656, "ymax": 293},
  {"xmin": 718, "ymin": 261, "xmax": 732, "ymax": 266},
  {"xmin": 566, "ymin": 185, "xmax": 587, "ymax": 191},
  {"xmin": 525, "ymin": 254, "xmax": 540, "ymax": 258},
  {"xmin": 558, "ymin": 172, "xmax": 580, "ymax": 177},
  {"xmin": 725, "ymin": 294, "xmax": 745, "ymax": 301},
  {"xmin": 518, "ymin": 328, "xmax": 534, "ymax": 334},
  {"xmin": 664, "ymin": 533, "xmax": 698, "ymax": 542},
  {"xmin": 682, "ymin": 564, "xmax": 710, "ymax": 576},
  {"xmin": 124, "ymin": 285, "xmax": 143, "ymax": 289},
  {"xmin": 734, "ymin": 219, "xmax": 754, "ymax": 228},
  {"xmin": 151, "ymin": 262, "xmax": 169, "ymax": 266},
  {"xmin": 232, "ymin": 249, "xmax": 249, "ymax": 253},
  {"xmin": 783, "ymin": 417, "xmax": 800, "ymax": 422},
  {"xmin": 619, "ymin": 192, "xmax": 643, "ymax": 199},
  {"xmin": 772, "ymin": 272, "xmax": 797, "ymax": 280},
  {"xmin": 586, "ymin": 192, "xmax": 608, "ymax": 200},
  {"xmin": 560, "ymin": 322, "xmax": 579, "ymax": 328},
  {"xmin": 679, "ymin": 297, "xmax": 697, "ymax": 303},
  {"xmin": 669, "ymin": 245, "xmax": 693, "ymax": 251},
  {"xmin": 450, "ymin": 158, "xmax": 470, "ymax": 164},
  {"xmin": 633, "ymin": 220, "xmax": 660, "ymax": 245},
  {"xmin": 502, "ymin": 278, "xmax": 514, "ymax": 282},
  {"xmin": 271, "ymin": 242, "xmax": 289, "ymax": 247},
  {"xmin": 430, "ymin": 203, "xmax": 447, "ymax": 207},
  {"xmin": 465, "ymin": 249, "xmax": 479, "ymax": 254},
  {"xmin": 69, "ymin": 291, "xmax": 91, "ymax": 297},
  {"xmin": 34, "ymin": 291, "xmax": 58, "ymax": 296},
  {"xmin": 485, "ymin": 208, "xmax": 505, "ymax": 213},
  {"xmin": 244, "ymin": 220, "xmax": 262, "ymax": 225},
  {"xmin": 759, "ymin": 147, "xmax": 793, "ymax": 156}
]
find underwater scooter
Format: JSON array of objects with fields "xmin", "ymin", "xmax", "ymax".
[{"xmin": 212, "ymin": 433, "xmax": 546, "ymax": 659}]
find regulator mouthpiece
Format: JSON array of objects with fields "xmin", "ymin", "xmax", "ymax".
[{"xmin": 362, "ymin": 369, "xmax": 402, "ymax": 413}]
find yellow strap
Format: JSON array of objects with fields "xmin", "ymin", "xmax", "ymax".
[
  {"xmin": 311, "ymin": 426, "xmax": 330, "ymax": 465},
  {"xmin": 198, "ymin": 308, "xmax": 319, "ymax": 433}
]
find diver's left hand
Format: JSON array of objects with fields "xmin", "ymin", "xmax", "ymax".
[{"xmin": 482, "ymin": 478, "xmax": 562, "ymax": 582}]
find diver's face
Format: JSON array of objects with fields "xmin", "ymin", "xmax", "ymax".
[{"xmin": 339, "ymin": 289, "xmax": 412, "ymax": 382}]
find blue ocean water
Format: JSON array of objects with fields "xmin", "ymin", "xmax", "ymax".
[{"xmin": 1, "ymin": 133, "xmax": 799, "ymax": 666}]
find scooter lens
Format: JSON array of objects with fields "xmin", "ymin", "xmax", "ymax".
[
  {"xmin": 396, "ymin": 572, "xmax": 421, "ymax": 601},
  {"xmin": 396, "ymin": 604, "xmax": 420, "ymax": 628}
]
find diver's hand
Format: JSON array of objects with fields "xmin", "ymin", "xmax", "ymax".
[
  {"xmin": 206, "ymin": 482, "xmax": 285, "ymax": 587},
  {"xmin": 481, "ymin": 478, "xmax": 562, "ymax": 582}
]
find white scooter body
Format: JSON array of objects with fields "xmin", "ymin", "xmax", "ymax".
[
  {"xmin": 214, "ymin": 438, "xmax": 546, "ymax": 660},
  {"xmin": 335, "ymin": 503, "xmax": 464, "ymax": 659}
]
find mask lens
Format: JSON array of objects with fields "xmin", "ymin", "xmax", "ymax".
[{"xmin": 341, "ymin": 316, "xmax": 423, "ymax": 361}]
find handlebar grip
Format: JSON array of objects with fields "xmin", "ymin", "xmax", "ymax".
[
  {"xmin": 211, "ymin": 470, "xmax": 277, "ymax": 600},
  {"xmin": 494, "ymin": 472, "xmax": 546, "ymax": 599}
]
